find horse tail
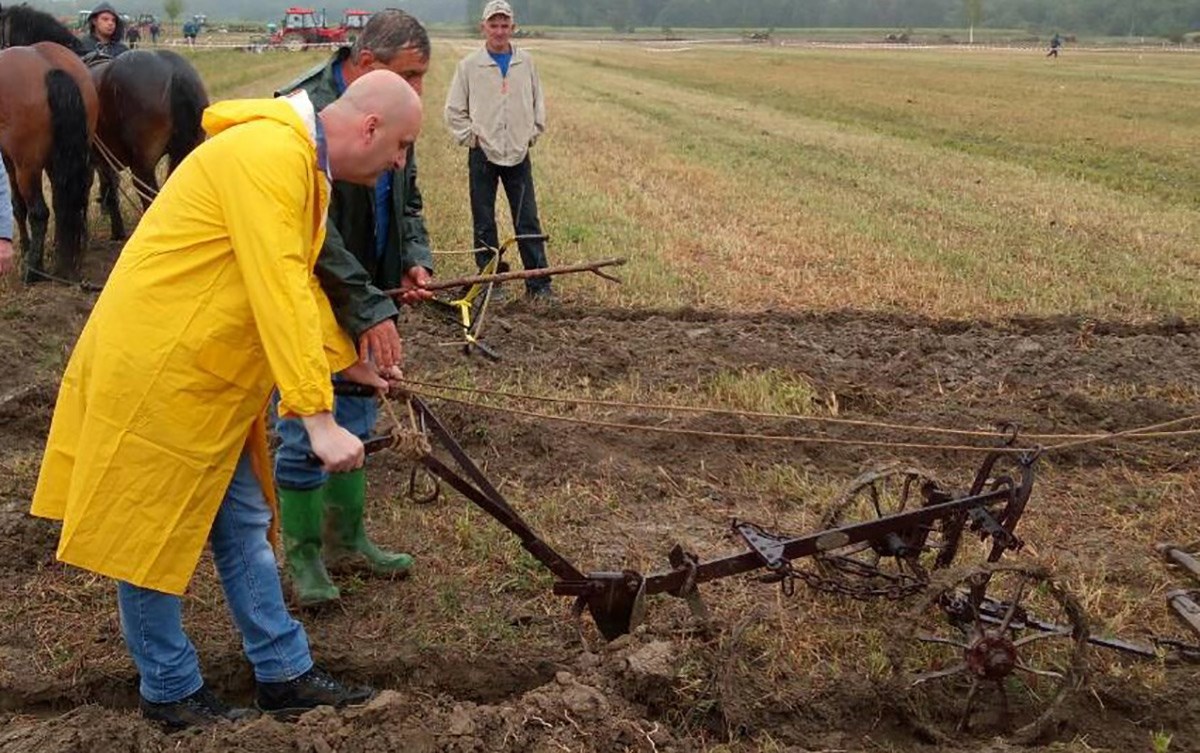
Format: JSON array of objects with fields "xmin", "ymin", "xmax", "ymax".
[
  {"xmin": 45, "ymin": 68, "xmax": 91, "ymax": 272},
  {"xmin": 165, "ymin": 61, "xmax": 208, "ymax": 172}
]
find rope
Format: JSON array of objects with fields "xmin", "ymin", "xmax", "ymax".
[
  {"xmin": 1043, "ymin": 413, "xmax": 1200, "ymax": 453},
  {"xmin": 92, "ymin": 136, "xmax": 158, "ymax": 207},
  {"xmin": 399, "ymin": 378, "xmax": 1200, "ymax": 443},
  {"xmin": 380, "ymin": 389, "xmax": 431, "ymax": 459},
  {"xmin": 408, "ymin": 387, "xmax": 1034, "ymax": 454}
]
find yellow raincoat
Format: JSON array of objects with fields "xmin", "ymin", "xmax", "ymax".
[{"xmin": 31, "ymin": 94, "xmax": 357, "ymax": 595}]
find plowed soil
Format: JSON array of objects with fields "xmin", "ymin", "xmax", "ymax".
[{"xmin": 1, "ymin": 243, "xmax": 1198, "ymax": 752}]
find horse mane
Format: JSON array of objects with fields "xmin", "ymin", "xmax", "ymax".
[{"xmin": 1, "ymin": 4, "xmax": 84, "ymax": 53}]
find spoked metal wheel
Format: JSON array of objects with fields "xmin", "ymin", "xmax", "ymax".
[
  {"xmin": 888, "ymin": 562, "xmax": 1089, "ymax": 744},
  {"xmin": 814, "ymin": 465, "xmax": 947, "ymax": 592}
]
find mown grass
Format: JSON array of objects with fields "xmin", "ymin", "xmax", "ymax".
[{"xmin": 406, "ymin": 41, "xmax": 1200, "ymax": 320}]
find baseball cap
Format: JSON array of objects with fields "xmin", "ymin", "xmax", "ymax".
[{"xmin": 482, "ymin": 0, "xmax": 513, "ymax": 21}]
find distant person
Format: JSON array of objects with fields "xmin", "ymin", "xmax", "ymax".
[
  {"xmin": 78, "ymin": 2, "xmax": 130, "ymax": 59},
  {"xmin": 0, "ymin": 158, "xmax": 13, "ymax": 277},
  {"xmin": 445, "ymin": 0, "xmax": 553, "ymax": 301},
  {"xmin": 149, "ymin": 21, "xmax": 160, "ymax": 44},
  {"xmin": 1047, "ymin": 32, "xmax": 1062, "ymax": 58},
  {"xmin": 183, "ymin": 19, "xmax": 199, "ymax": 45},
  {"xmin": 126, "ymin": 24, "xmax": 140, "ymax": 48}
]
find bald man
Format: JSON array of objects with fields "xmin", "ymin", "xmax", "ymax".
[{"xmin": 30, "ymin": 70, "xmax": 421, "ymax": 731}]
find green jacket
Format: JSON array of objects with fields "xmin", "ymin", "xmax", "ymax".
[{"xmin": 276, "ymin": 48, "xmax": 434, "ymax": 339}]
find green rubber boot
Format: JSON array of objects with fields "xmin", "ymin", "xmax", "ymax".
[
  {"xmin": 279, "ymin": 486, "xmax": 341, "ymax": 606},
  {"xmin": 323, "ymin": 469, "xmax": 413, "ymax": 574}
]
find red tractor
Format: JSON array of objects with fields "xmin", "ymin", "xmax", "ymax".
[
  {"xmin": 270, "ymin": 7, "xmax": 348, "ymax": 51},
  {"xmin": 341, "ymin": 9, "xmax": 372, "ymax": 43}
]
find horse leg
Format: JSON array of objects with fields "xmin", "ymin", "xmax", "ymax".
[
  {"xmin": 130, "ymin": 159, "xmax": 159, "ymax": 213},
  {"xmin": 95, "ymin": 159, "xmax": 127, "ymax": 240},
  {"xmin": 15, "ymin": 169, "xmax": 50, "ymax": 284},
  {"xmin": 4, "ymin": 157, "xmax": 30, "ymax": 255}
]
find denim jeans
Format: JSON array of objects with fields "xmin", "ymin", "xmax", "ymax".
[
  {"xmin": 117, "ymin": 452, "xmax": 313, "ymax": 703},
  {"xmin": 468, "ymin": 148, "xmax": 550, "ymax": 293},
  {"xmin": 273, "ymin": 392, "xmax": 377, "ymax": 491}
]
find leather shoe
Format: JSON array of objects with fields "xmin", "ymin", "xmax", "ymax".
[
  {"xmin": 256, "ymin": 666, "xmax": 375, "ymax": 718},
  {"xmin": 140, "ymin": 684, "xmax": 257, "ymax": 731}
]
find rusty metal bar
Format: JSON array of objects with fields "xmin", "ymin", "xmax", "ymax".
[
  {"xmin": 1167, "ymin": 589, "xmax": 1200, "ymax": 640},
  {"xmin": 412, "ymin": 397, "xmax": 586, "ymax": 583},
  {"xmin": 639, "ymin": 487, "xmax": 1018, "ymax": 596},
  {"xmin": 1158, "ymin": 543, "xmax": 1200, "ymax": 585}
]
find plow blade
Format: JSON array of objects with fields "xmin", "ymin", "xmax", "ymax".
[{"xmin": 555, "ymin": 571, "xmax": 647, "ymax": 640}]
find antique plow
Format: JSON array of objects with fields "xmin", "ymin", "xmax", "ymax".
[
  {"xmin": 337, "ymin": 389, "xmax": 1196, "ymax": 743},
  {"xmin": 403, "ymin": 394, "xmax": 1038, "ymax": 640}
]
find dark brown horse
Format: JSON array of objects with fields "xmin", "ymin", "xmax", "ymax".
[
  {"xmin": 0, "ymin": 8, "xmax": 96, "ymax": 282},
  {"xmin": 0, "ymin": 4, "xmax": 208, "ymax": 243},
  {"xmin": 90, "ymin": 49, "xmax": 209, "ymax": 239}
]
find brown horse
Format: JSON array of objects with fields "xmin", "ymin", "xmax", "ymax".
[
  {"xmin": 0, "ymin": 4, "xmax": 209, "ymax": 242},
  {"xmin": 0, "ymin": 33, "xmax": 96, "ymax": 282},
  {"xmin": 90, "ymin": 49, "xmax": 209, "ymax": 239}
]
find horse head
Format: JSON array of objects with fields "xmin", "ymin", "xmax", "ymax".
[{"xmin": 0, "ymin": 4, "xmax": 85, "ymax": 53}]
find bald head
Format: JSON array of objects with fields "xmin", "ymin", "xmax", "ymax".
[{"xmin": 320, "ymin": 69, "xmax": 423, "ymax": 187}]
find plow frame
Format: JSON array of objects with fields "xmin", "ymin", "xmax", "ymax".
[{"xmin": 407, "ymin": 396, "xmax": 1037, "ymax": 640}]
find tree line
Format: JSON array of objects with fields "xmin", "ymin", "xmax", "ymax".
[{"xmin": 463, "ymin": 0, "xmax": 1199, "ymax": 39}]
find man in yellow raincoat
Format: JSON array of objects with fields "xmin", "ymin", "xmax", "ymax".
[{"xmin": 30, "ymin": 70, "xmax": 422, "ymax": 730}]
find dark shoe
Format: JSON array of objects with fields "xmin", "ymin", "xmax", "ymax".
[
  {"xmin": 256, "ymin": 666, "xmax": 375, "ymax": 718},
  {"xmin": 484, "ymin": 282, "xmax": 508, "ymax": 303},
  {"xmin": 525, "ymin": 287, "xmax": 556, "ymax": 304},
  {"xmin": 140, "ymin": 684, "xmax": 257, "ymax": 731}
]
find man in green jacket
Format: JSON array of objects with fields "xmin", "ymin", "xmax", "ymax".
[{"xmin": 272, "ymin": 9, "xmax": 435, "ymax": 605}]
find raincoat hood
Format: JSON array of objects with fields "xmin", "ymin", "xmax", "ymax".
[
  {"xmin": 88, "ymin": 1, "xmax": 125, "ymax": 42},
  {"xmin": 203, "ymin": 94, "xmax": 317, "ymax": 145}
]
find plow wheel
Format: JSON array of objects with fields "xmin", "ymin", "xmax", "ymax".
[
  {"xmin": 814, "ymin": 465, "xmax": 945, "ymax": 593},
  {"xmin": 888, "ymin": 562, "xmax": 1089, "ymax": 745}
]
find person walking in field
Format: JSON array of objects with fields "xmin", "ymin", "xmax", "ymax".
[
  {"xmin": 29, "ymin": 70, "xmax": 423, "ymax": 731},
  {"xmin": 1047, "ymin": 32, "xmax": 1062, "ymax": 57},
  {"xmin": 271, "ymin": 8, "xmax": 435, "ymax": 606},
  {"xmin": 445, "ymin": 0, "xmax": 553, "ymax": 301}
]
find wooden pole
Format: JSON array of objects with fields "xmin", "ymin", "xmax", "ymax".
[{"xmin": 382, "ymin": 258, "xmax": 626, "ymax": 297}]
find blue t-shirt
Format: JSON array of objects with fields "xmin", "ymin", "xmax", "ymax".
[
  {"xmin": 488, "ymin": 49, "xmax": 513, "ymax": 78},
  {"xmin": 333, "ymin": 60, "xmax": 392, "ymax": 260}
]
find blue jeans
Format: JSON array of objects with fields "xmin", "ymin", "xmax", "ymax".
[
  {"xmin": 468, "ymin": 148, "xmax": 550, "ymax": 293},
  {"xmin": 117, "ymin": 452, "xmax": 313, "ymax": 703},
  {"xmin": 273, "ymin": 392, "xmax": 377, "ymax": 491}
]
